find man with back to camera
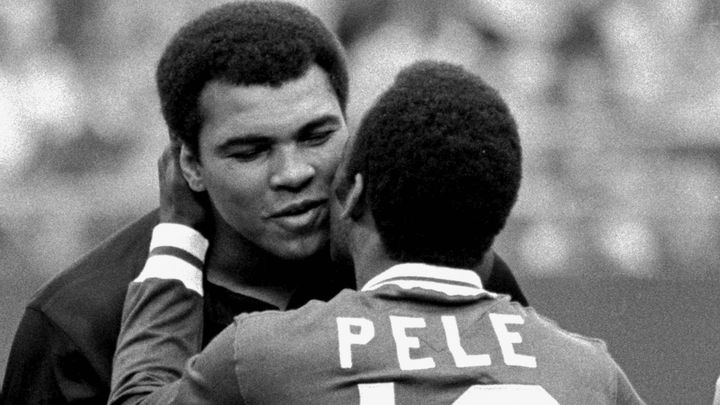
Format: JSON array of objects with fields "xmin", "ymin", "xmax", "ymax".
[
  {"xmin": 108, "ymin": 61, "xmax": 645, "ymax": 404},
  {"xmin": 0, "ymin": 2, "xmax": 528, "ymax": 404}
]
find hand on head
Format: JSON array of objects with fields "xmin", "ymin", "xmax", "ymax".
[{"xmin": 158, "ymin": 137, "xmax": 212, "ymax": 235}]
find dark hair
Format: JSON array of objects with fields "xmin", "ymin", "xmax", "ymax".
[
  {"xmin": 344, "ymin": 61, "xmax": 522, "ymax": 268},
  {"xmin": 156, "ymin": 1, "xmax": 348, "ymax": 151}
]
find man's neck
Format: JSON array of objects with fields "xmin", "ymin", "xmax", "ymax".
[
  {"xmin": 204, "ymin": 220, "xmax": 303, "ymax": 310},
  {"xmin": 350, "ymin": 229, "xmax": 398, "ymax": 290},
  {"xmin": 350, "ymin": 228, "xmax": 494, "ymax": 290}
]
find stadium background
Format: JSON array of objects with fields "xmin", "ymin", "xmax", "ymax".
[{"xmin": 0, "ymin": 0, "xmax": 718, "ymax": 403}]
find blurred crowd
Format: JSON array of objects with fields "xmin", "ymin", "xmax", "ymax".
[{"xmin": 1, "ymin": 0, "xmax": 719, "ymax": 288}]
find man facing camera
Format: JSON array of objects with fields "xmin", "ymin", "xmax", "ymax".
[
  {"xmin": 1, "ymin": 2, "xmax": 526, "ymax": 404},
  {"xmin": 108, "ymin": 61, "xmax": 644, "ymax": 404}
]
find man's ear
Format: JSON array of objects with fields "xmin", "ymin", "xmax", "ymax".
[
  {"xmin": 179, "ymin": 143, "xmax": 206, "ymax": 192},
  {"xmin": 340, "ymin": 173, "xmax": 365, "ymax": 220}
]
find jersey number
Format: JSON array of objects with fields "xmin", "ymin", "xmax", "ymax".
[{"xmin": 358, "ymin": 383, "xmax": 560, "ymax": 404}]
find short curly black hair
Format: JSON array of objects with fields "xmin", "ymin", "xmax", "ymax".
[
  {"xmin": 156, "ymin": 1, "xmax": 348, "ymax": 151},
  {"xmin": 343, "ymin": 60, "xmax": 522, "ymax": 268}
]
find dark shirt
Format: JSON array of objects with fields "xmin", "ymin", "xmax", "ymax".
[{"xmin": 0, "ymin": 210, "xmax": 527, "ymax": 405}]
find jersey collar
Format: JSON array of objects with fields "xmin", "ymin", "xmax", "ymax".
[{"xmin": 360, "ymin": 263, "xmax": 497, "ymax": 299}]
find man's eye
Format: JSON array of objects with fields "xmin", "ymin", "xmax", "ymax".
[
  {"xmin": 302, "ymin": 130, "xmax": 334, "ymax": 146},
  {"xmin": 228, "ymin": 147, "xmax": 267, "ymax": 161}
]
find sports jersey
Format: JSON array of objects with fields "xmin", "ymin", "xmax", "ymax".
[
  {"xmin": 109, "ymin": 225, "xmax": 644, "ymax": 405},
  {"xmin": 1, "ymin": 215, "xmax": 528, "ymax": 404}
]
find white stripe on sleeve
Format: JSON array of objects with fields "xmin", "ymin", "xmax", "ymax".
[
  {"xmin": 149, "ymin": 223, "xmax": 209, "ymax": 261},
  {"xmin": 133, "ymin": 223, "xmax": 209, "ymax": 296}
]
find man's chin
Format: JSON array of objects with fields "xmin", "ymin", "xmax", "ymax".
[{"xmin": 269, "ymin": 234, "xmax": 329, "ymax": 261}]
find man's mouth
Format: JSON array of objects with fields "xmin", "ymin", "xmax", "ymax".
[{"xmin": 269, "ymin": 199, "xmax": 328, "ymax": 233}]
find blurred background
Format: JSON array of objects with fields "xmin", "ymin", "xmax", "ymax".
[{"xmin": 1, "ymin": 0, "xmax": 719, "ymax": 403}]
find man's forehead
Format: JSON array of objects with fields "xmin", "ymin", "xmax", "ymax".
[
  {"xmin": 199, "ymin": 65, "xmax": 337, "ymax": 108},
  {"xmin": 197, "ymin": 65, "xmax": 343, "ymax": 136}
]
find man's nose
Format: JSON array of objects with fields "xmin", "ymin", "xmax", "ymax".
[{"xmin": 269, "ymin": 146, "xmax": 315, "ymax": 191}]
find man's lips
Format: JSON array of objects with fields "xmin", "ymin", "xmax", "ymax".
[
  {"xmin": 270, "ymin": 199, "xmax": 327, "ymax": 218},
  {"xmin": 268, "ymin": 199, "xmax": 328, "ymax": 233}
]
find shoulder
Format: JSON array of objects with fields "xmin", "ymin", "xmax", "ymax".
[
  {"xmin": 514, "ymin": 305, "xmax": 609, "ymax": 352},
  {"xmin": 29, "ymin": 210, "xmax": 158, "ymax": 310},
  {"xmin": 509, "ymin": 303, "xmax": 622, "ymax": 380},
  {"xmin": 517, "ymin": 306, "xmax": 643, "ymax": 402},
  {"xmin": 488, "ymin": 301, "xmax": 628, "ymax": 397},
  {"xmin": 485, "ymin": 299, "xmax": 613, "ymax": 365},
  {"xmin": 25, "ymin": 210, "xmax": 159, "ymax": 344}
]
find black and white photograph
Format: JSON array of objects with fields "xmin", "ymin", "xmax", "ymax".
[{"xmin": 1, "ymin": 1, "xmax": 719, "ymax": 404}]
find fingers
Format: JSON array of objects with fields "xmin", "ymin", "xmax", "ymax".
[
  {"xmin": 158, "ymin": 142, "xmax": 187, "ymax": 200},
  {"xmin": 158, "ymin": 131, "xmax": 182, "ymax": 174},
  {"xmin": 158, "ymin": 138, "xmax": 186, "ymax": 185},
  {"xmin": 156, "ymin": 141, "xmax": 210, "ymax": 233}
]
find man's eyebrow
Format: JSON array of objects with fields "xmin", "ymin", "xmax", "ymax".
[
  {"xmin": 214, "ymin": 135, "xmax": 270, "ymax": 154},
  {"xmin": 298, "ymin": 114, "xmax": 342, "ymax": 134}
]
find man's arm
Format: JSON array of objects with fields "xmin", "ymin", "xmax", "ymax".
[
  {"xmin": 108, "ymin": 224, "xmax": 208, "ymax": 405},
  {"xmin": 108, "ymin": 223, "xmax": 245, "ymax": 405}
]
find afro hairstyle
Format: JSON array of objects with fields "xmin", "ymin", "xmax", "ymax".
[
  {"xmin": 156, "ymin": 1, "xmax": 348, "ymax": 151},
  {"xmin": 343, "ymin": 60, "xmax": 522, "ymax": 268}
]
